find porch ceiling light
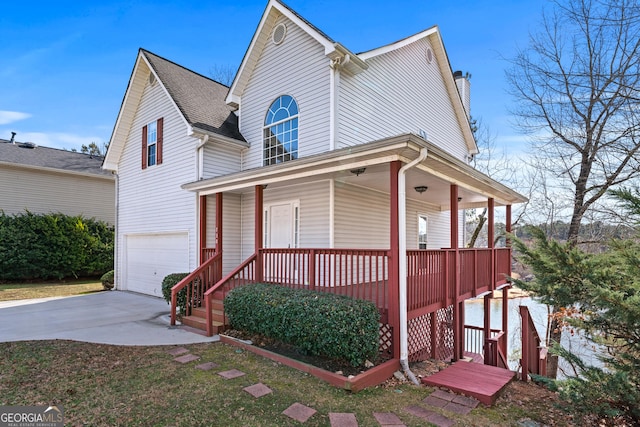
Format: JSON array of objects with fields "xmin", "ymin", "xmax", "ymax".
[
  {"xmin": 458, "ymin": 197, "xmax": 462, "ymax": 202},
  {"xmin": 350, "ymin": 167, "xmax": 366, "ymax": 176},
  {"xmin": 414, "ymin": 185, "xmax": 428, "ymax": 194}
]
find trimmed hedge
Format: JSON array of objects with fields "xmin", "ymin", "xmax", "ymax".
[
  {"xmin": 161, "ymin": 273, "xmax": 190, "ymax": 315},
  {"xmin": 0, "ymin": 211, "xmax": 114, "ymax": 280},
  {"xmin": 100, "ymin": 270, "xmax": 114, "ymax": 290},
  {"xmin": 224, "ymin": 283, "xmax": 380, "ymax": 367}
]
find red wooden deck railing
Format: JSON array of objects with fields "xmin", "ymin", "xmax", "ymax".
[
  {"xmin": 170, "ymin": 252, "xmax": 223, "ymax": 325},
  {"xmin": 486, "ymin": 331, "xmax": 509, "ymax": 369},
  {"xmin": 201, "ymin": 249, "xmax": 390, "ymax": 336},
  {"xmin": 464, "ymin": 324, "xmax": 501, "ymax": 357},
  {"xmin": 201, "ymin": 247, "xmax": 217, "ymax": 262},
  {"xmin": 520, "ymin": 305, "xmax": 548, "ymax": 381},
  {"xmin": 175, "ymin": 247, "xmax": 512, "ymax": 339}
]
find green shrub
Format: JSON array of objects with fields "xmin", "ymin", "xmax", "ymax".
[
  {"xmin": 100, "ymin": 270, "xmax": 114, "ymax": 290},
  {"xmin": 224, "ymin": 283, "xmax": 380, "ymax": 367},
  {"xmin": 0, "ymin": 211, "xmax": 114, "ymax": 280},
  {"xmin": 161, "ymin": 273, "xmax": 190, "ymax": 315}
]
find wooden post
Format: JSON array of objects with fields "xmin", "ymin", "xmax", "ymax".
[
  {"xmin": 502, "ymin": 284, "xmax": 509, "ymax": 340},
  {"xmin": 488, "ymin": 198, "xmax": 495, "ymax": 290},
  {"xmin": 450, "ymin": 184, "xmax": 460, "ymax": 361},
  {"xmin": 483, "ymin": 293, "xmax": 492, "ymax": 363},
  {"xmin": 520, "ymin": 305, "xmax": 529, "ymax": 382},
  {"xmin": 199, "ymin": 194, "xmax": 207, "ymax": 264},
  {"xmin": 389, "ymin": 161, "xmax": 401, "ymax": 360},
  {"xmin": 255, "ymin": 185, "xmax": 264, "ymax": 282},
  {"xmin": 215, "ymin": 192, "xmax": 223, "ymax": 278}
]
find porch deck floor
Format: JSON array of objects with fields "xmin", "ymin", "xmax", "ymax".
[{"xmin": 421, "ymin": 361, "xmax": 515, "ymax": 406}]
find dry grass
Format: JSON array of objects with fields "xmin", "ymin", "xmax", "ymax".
[
  {"xmin": 0, "ymin": 340, "xmax": 575, "ymax": 427},
  {"xmin": 0, "ymin": 280, "xmax": 103, "ymax": 302}
]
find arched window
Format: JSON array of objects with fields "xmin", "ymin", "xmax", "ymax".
[{"xmin": 263, "ymin": 95, "xmax": 298, "ymax": 165}]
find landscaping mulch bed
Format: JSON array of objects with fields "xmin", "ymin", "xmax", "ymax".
[{"xmin": 222, "ymin": 329, "xmax": 385, "ymax": 377}]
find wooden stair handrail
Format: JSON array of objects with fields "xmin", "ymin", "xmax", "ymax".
[
  {"xmin": 203, "ymin": 253, "xmax": 258, "ymax": 336},
  {"xmin": 520, "ymin": 305, "xmax": 546, "ymax": 381},
  {"xmin": 170, "ymin": 252, "xmax": 222, "ymax": 325}
]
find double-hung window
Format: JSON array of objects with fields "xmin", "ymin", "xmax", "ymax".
[{"xmin": 142, "ymin": 117, "xmax": 163, "ymax": 169}]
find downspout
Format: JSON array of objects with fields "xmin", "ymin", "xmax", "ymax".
[
  {"xmin": 196, "ymin": 134, "xmax": 209, "ymax": 180},
  {"xmin": 398, "ymin": 147, "xmax": 428, "ymax": 385}
]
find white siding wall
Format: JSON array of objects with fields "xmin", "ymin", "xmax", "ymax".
[
  {"xmin": 406, "ymin": 198, "xmax": 451, "ymax": 249},
  {"xmin": 202, "ymin": 143, "xmax": 242, "ymax": 179},
  {"xmin": 339, "ymin": 37, "xmax": 470, "ymax": 161},
  {"xmin": 334, "ymin": 183, "xmax": 389, "ymax": 248},
  {"xmin": 0, "ymin": 166, "xmax": 114, "ymax": 224},
  {"xmin": 335, "ymin": 183, "xmax": 456, "ymax": 250},
  {"xmin": 240, "ymin": 181, "xmax": 331, "ymax": 257},
  {"xmin": 205, "ymin": 193, "xmax": 243, "ymax": 275},
  {"xmin": 116, "ymin": 78, "xmax": 199, "ymax": 289},
  {"xmin": 239, "ymin": 15, "xmax": 331, "ymax": 170}
]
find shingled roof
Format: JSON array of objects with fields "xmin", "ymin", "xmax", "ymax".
[
  {"xmin": 0, "ymin": 139, "xmax": 112, "ymax": 177},
  {"xmin": 142, "ymin": 49, "xmax": 244, "ymax": 141}
]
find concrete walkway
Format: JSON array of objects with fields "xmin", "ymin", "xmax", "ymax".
[{"xmin": 0, "ymin": 291, "xmax": 219, "ymax": 345}]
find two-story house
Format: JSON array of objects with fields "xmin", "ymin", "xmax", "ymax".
[{"xmin": 103, "ymin": 0, "xmax": 526, "ymax": 369}]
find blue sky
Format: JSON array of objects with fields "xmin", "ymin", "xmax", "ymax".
[{"xmin": 0, "ymin": 0, "xmax": 547, "ymax": 152}]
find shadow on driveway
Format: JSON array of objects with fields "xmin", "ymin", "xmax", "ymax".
[{"xmin": 0, "ymin": 291, "xmax": 219, "ymax": 345}]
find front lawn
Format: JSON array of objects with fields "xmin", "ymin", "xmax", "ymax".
[
  {"xmin": 0, "ymin": 340, "xmax": 573, "ymax": 426},
  {"xmin": 0, "ymin": 280, "xmax": 103, "ymax": 301}
]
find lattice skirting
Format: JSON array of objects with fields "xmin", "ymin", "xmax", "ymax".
[
  {"xmin": 378, "ymin": 323, "xmax": 393, "ymax": 360},
  {"xmin": 408, "ymin": 305, "xmax": 454, "ymax": 362}
]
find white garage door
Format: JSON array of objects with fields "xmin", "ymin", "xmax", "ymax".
[{"xmin": 124, "ymin": 233, "xmax": 190, "ymax": 296}]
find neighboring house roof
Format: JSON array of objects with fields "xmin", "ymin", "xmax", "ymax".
[
  {"xmin": 103, "ymin": 49, "xmax": 244, "ymax": 171},
  {"xmin": 0, "ymin": 139, "xmax": 113, "ymax": 178}
]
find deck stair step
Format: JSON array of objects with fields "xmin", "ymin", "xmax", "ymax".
[{"xmin": 180, "ymin": 298, "xmax": 227, "ymax": 334}]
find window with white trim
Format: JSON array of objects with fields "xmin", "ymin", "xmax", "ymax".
[
  {"xmin": 147, "ymin": 120, "xmax": 157, "ymax": 166},
  {"xmin": 418, "ymin": 214, "xmax": 428, "ymax": 249},
  {"xmin": 263, "ymin": 95, "xmax": 298, "ymax": 166}
]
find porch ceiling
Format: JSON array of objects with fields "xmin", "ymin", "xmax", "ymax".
[{"xmin": 182, "ymin": 133, "xmax": 527, "ymax": 208}]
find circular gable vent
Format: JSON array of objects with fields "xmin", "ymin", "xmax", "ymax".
[
  {"xmin": 425, "ymin": 47, "xmax": 434, "ymax": 64},
  {"xmin": 272, "ymin": 23, "xmax": 287, "ymax": 45}
]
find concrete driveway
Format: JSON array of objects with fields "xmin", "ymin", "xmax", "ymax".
[{"xmin": 0, "ymin": 291, "xmax": 219, "ymax": 345}]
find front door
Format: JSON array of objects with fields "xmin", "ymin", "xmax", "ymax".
[
  {"xmin": 264, "ymin": 201, "xmax": 299, "ymax": 283},
  {"xmin": 265, "ymin": 200, "xmax": 299, "ymax": 248}
]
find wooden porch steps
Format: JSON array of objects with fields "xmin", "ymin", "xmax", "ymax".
[
  {"xmin": 421, "ymin": 361, "xmax": 516, "ymax": 406},
  {"xmin": 180, "ymin": 300, "xmax": 228, "ymax": 335}
]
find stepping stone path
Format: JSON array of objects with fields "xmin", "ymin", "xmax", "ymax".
[
  {"xmin": 195, "ymin": 362, "xmax": 219, "ymax": 371},
  {"xmin": 167, "ymin": 346, "xmax": 481, "ymax": 426},
  {"xmin": 282, "ymin": 403, "xmax": 317, "ymax": 423},
  {"xmin": 243, "ymin": 383, "xmax": 273, "ymax": 398},
  {"xmin": 373, "ymin": 412, "xmax": 406, "ymax": 426},
  {"xmin": 217, "ymin": 369, "xmax": 246, "ymax": 379},
  {"xmin": 403, "ymin": 388, "xmax": 481, "ymax": 426},
  {"xmin": 174, "ymin": 354, "xmax": 200, "ymax": 364}
]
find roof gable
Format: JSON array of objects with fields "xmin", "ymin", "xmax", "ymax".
[
  {"xmin": 226, "ymin": 0, "xmax": 366, "ymax": 108},
  {"xmin": 103, "ymin": 49, "xmax": 243, "ymax": 171},
  {"xmin": 359, "ymin": 27, "xmax": 478, "ymax": 155}
]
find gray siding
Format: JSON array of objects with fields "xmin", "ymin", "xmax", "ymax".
[
  {"xmin": 0, "ymin": 166, "xmax": 114, "ymax": 224},
  {"xmin": 116, "ymin": 77, "xmax": 199, "ymax": 288},
  {"xmin": 239, "ymin": 15, "xmax": 331, "ymax": 170},
  {"xmin": 339, "ymin": 37, "xmax": 469, "ymax": 161}
]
